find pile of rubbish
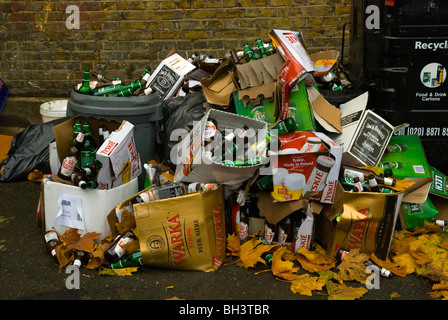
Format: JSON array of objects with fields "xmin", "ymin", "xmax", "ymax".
[{"xmin": 3, "ymin": 29, "xmax": 447, "ymax": 299}]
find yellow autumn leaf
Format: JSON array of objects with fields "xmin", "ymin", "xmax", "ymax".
[
  {"xmin": 238, "ymin": 238, "xmax": 276, "ymax": 269},
  {"xmin": 336, "ymin": 249, "xmax": 369, "ymax": 283},
  {"xmin": 326, "ymin": 280, "xmax": 368, "ymax": 300},
  {"xmin": 111, "ymin": 267, "xmax": 140, "ymax": 276},
  {"xmin": 388, "ymin": 179, "xmax": 415, "ymax": 192},
  {"xmin": 429, "ymin": 280, "xmax": 448, "ymax": 300},
  {"xmin": 290, "ymin": 273, "xmax": 326, "ymax": 296},
  {"xmin": 390, "ymin": 292, "xmax": 401, "ymax": 299},
  {"xmin": 370, "ymin": 254, "xmax": 409, "ymax": 277},
  {"xmin": 385, "ymin": 253, "xmax": 416, "ymax": 275},
  {"xmin": 226, "ymin": 233, "xmax": 240, "ymax": 257},
  {"xmin": 272, "ymin": 246, "xmax": 299, "ymax": 281},
  {"xmin": 296, "ymin": 247, "xmax": 336, "ymax": 273}
]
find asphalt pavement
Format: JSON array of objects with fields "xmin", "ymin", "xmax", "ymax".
[{"xmin": 0, "ymin": 179, "xmax": 442, "ymax": 314}]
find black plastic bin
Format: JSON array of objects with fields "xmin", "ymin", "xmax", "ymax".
[
  {"xmin": 67, "ymin": 90, "xmax": 163, "ymax": 189},
  {"xmin": 348, "ymin": 0, "xmax": 448, "ymax": 166}
]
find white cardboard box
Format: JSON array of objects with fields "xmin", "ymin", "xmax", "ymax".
[
  {"xmin": 328, "ymin": 92, "xmax": 394, "ymax": 166},
  {"xmin": 96, "ymin": 121, "xmax": 141, "ymax": 190},
  {"xmin": 146, "ymin": 53, "xmax": 196, "ymax": 100},
  {"xmin": 174, "ymin": 109, "xmax": 268, "ymax": 186},
  {"xmin": 43, "ymin": 177, "xmax": 138, "ymax": 240}
]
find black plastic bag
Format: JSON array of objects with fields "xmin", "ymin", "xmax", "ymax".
[
  {"xmin": 162, "ymin": 90, "xmax": 206, "ymax": 161},
  {"xmin": 0, "ymin": 117, "xmax": 69, "ymax": 182}
]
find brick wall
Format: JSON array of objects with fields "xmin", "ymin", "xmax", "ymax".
[{"xmin": 0, "ymin": 0, "xmax": 351, "ymax": 97}]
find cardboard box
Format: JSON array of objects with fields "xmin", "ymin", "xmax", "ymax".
[
  {"xmin": 269, "ymin": 29, "xmax": 315, "ymax": 121},
  {"xmin": 174, "ymin": 109, "xmax": 268, "ymax": 185},
  {"xmin": 134, "ymin": 187, "xmax": 226, "ymax": 272},
  {"xmin": 319, "ymin": 188, "xmax": 404, "ymax": 260},
  {"xmin": 328, "ymin": 92, "xmax": 394, "ymax": 167},
  {"xmin": 309, "ymin": 50, "xmax": 340, "ymax": 77},
  {"xmin": 96, "ymin": 121, "xmax": 142, "ymax": 190},
  {"xmin": 42, "ymin": 177, "xmax": 138, "ymax": 240},
  {"xmin": 268, "ymin": 131, "xmax": 333, "ymax": 202},
  {"xmin": 147, "ymin": 53, "xmax": 196, "ymax": 101},
  {"xmin": 313, "ymin": 131, "xmax": 343, "ymax": 204},
  {"xmin": 380, "ymin": 135, "xmax": 432, "ymax": 204}
]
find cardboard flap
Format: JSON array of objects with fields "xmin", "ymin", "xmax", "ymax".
[
  {"xmin": 307, "ymin": 87, "xmax": 342, "ymax": 133},
  {"xmin": 256, "ymin": 191, "xmax": 304, "ymax": 225},
  {"xmin": 201, "ymin": 60, "xmax": 238, "ymax": 106},
  {"xmin": 236, "ymin": 53, "xmax": 285, "ymax": 90}
]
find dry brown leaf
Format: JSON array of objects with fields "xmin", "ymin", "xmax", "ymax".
[
  {"xmin": 336, "ymin": 249, "xmax": 369, "ymax": 283},
  {"xmin": 390, "ymin": 292, "xmax": 401, "ymax": 299},
  {"xmin": 272, "ymin": 246, "xmax": 299, "ymax": 281},
  {"xmin": 66, "ymin": 232, "xmax": 102, "ymax": 253},
  {"xmin": 115, "ymin": 209, "xmax": 136, "ymax": 235},
  {"xmin": 429, "ymin": 280, "xmax": 448, "ymax": 300},
  {"xmin": 290, "ymin": 274, "xmax": 326, "ymax": 296},
  {"xmin": 326, "ymin": 280, "xmax": 368, "ymax": 300},
  {"xmin": 27, "ymin": 169, "xmax": 44, "ymax": 182}
]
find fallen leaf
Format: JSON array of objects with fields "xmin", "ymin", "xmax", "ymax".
[
  {"xmin": 336, "ymin": 249, "xmax": 369, "ymax": 283},
  {"xmin": 166, "ymin": 296, "xmax": 185, "ymax": 300},
  {"xmin": 226, "ymin": 233, "xmax": 240, "ymax": 257},
  {"xmin": 326, "ymin": 280, "xmax": 368, "ymax": 300},
  {"xmin": 296, "ymin": 247, "xmax": 336, "ymax": 273},
  {"xmin": 371, "ymin": 254, "xmax": 409, "ymax": 277},
  {"xmin": 166, "ymin": 286, "xmax": 174, "ymax": 290},
  {"xmin": 272, "ymin": 246, "xmax": 299, "ymax": 281},
  {"xmin": 390, "ymin": 292, "xmax": 401, "ymax": 299},
  {"xmin": 318, "ymin": 271, "xmax": 344, "ymax": 284},
  {"xmin": 429, "ymin": 280, "xmax": 448, "ymax": 300},
  {"xmin": 115, "ymin": 209, "xmax": 136, "ymax": 235},
  {"xmin": 112, "ymin": 267, "xmax": 139, "ymax": 276},
  {"xmin": 27, "ymin": 169, "xmax": 44, "ymax": 182},
  {"xmin": 238, "ymin": 238, "xmax": 276, "ymax": 269},
  {"xmin": 290, "ymin": 273, "xmax": 325, "ymax": 296},
  {"xmin": 66, "ymin": 232, "xmax": 102, "ymax": 253}
]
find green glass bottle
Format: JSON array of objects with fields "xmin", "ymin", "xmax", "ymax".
[
  {"xmin": 256, "ymin": 38, "xmax": 268, "ymax": 58},
  {"xmin": 244, "ymin": 43, "xmax": 256, "ymax": 61},
  {"xmin": 80, "ymin": 121, "xmax": 96, "ymax": 168},
  {"xmin": 109, "ymin": 250, "xmax": 143, "ymax": 269},
  {"xmin": 272, "ymin": 117, "xmax": 296, "ymax": 135},
  {"xmin": 72, "ymin": 120, "xmax": 82, "ymax": 144},
  {"xmin": 78, "ymin": 68, "xmax": 93, "ymax": 95}
]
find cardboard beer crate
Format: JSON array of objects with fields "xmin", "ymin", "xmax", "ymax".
[
  {"xmin": 174, "ymin": 108, "xmax": 268, "ymax": 185},
  {"xmin": 133, "ymin": 186, "xmax": 226, "ymax": 272}
]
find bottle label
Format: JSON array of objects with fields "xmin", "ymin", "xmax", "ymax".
[
  {"xmin": 204, "ymin": 121, "xmax": 217, "ymax": 140},
  {"xmin": 44, "ymin": 231, "xmax": 58, "ymax": 242},
  {"xmin": 238, "ymin": 221, "xmax": 249, "ymax": 240},
  {"xmin": 60, "ymin": 156, "xmax": 77, "ymax": 177},
  {"xmin": 264, "ymin": 225, "xmax": 275, "ymax": 244},
  {"xmin": 114, "ymin": 237, "xmax": 134, "ymax": 258}
]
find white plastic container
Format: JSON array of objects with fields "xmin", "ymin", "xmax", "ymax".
[{"xmin": 40, "ymin": 100, "xmax": 67, "ymax": 122}]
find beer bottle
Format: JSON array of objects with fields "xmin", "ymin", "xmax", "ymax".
[
  {"xmin": 58, "ymin": 131, "xmax": 85, "ymax": 181},
  {"xmin": 109, "ymin": 250, "xmax": 143, "ymax": 269},
  {"xmin": 342, "ymin": 165, "xmax": 396, "ymax": 187},
  {"xmin": 72, "ymin": 120, "xmax": 82, "ymax": 144},
  {"xmin": 138, "ymin": 67, "xmax": 152, "ymax": 82},
  {"xmin": 91, "ymin": 71, "xmax": 112, "ymax": 84},
  {"xmin": 93, "ymin": 83, "xmax": 125, "ymax": 96},
  {"xmin": 272, "ymin": 118, "xmax": 296, "ymax": 135},
  {"xmin": 367, "ymin": 174, "xmax": 380, "ymax": 192},
  {"xmin": 44, "ymin": 230, "xmax": 61, "ymax": 262},
  {"xmin": 80, "ymin": 122, "xmax": 96, "ymax": 168},
  {"xmin": 73, "ymin": 250, "xmax": 91, "ymax": 268},
  {"xmin": 264, "ymin": 221, "xmax": 276, "ymax": 244},
  {"xmin": 380, "ymin": 161, "xmax": 393, "ymax": 177},
  {"xmin": 78, "ymin": 68, "xmax": 93, "ymax": 95},
  {"xmin": 81, "ymin": 162, "xmax": 99, "ymax": 180},
  {"xmin": 71, "ymin": 171, "xmax": 88, "ymax": 189},
  {"xmin": 243, "ymin": 43, "xmax": 256, "ymax": 61},
  {"xmin": 256, "ymin": 38, "xmax": 268, "ymax": 58},
  {"xmin": 277, "ymin": 216, "xmax": 293, "ymax": 245},
  {"xmin": 351, "ymin": 177, "xmax": 363, "ymax": 192},
  {"xmin": 104, "ymin": 230, "xmax": 138, "ymax": 264}
]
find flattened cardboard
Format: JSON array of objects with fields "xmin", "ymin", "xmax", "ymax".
[
  {"xmin": 200, "ymin": 60, "xmax": 238, "ymax": 106},
  {"xmin": 307, "ymin": 86, "xmax": 342, "ymax": 133}
]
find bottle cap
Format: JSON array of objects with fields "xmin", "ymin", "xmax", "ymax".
[{"xmin": 316, "ymin": 155, "xmax": 335, "ymax": 169}]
